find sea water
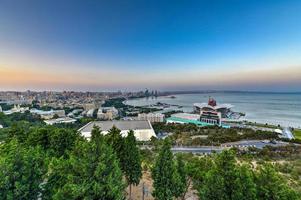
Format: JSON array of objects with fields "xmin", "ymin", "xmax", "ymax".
[{"xmin": 124, "ymin": 92, "xmax": 301, "ymax": 128}]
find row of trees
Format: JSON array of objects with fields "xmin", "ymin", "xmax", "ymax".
[
  {"xmin": 152, "ymin": 140, "xmax": 300, "ymax": 200},
  {"xmin": 1, "ymin": 121, "xmax": 300, "ymax": 200},
  {"xmin": 152, "ymin": 140, "xmax": 188, "ymax": 200},
  {"xmin": 153, "ymin": 122, "xmax": 279, "ymax": 146},
  {"xmin": 0, "ymin": 123, "xmax": 142, "ymax": 199},
  {"xmin": 0, "ymin": 111, "xmax": 43, "ymax": 127},
  {"xmin": 197, "ymin": 150, "xmax": 299, "ymax": 200}
]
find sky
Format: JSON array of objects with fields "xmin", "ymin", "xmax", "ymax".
[{"xmin": 0, "ymin": 0, "xmax": 301, "ymax": 92}]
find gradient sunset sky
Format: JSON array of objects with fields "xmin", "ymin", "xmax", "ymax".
[{"xmin": 0, "ymin": 0, "xmax": 301, "ymax": 92}]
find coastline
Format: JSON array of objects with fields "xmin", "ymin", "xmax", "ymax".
[{"xmin": 123, "ymin": 92, "xmax": 301, "ymax": 128}]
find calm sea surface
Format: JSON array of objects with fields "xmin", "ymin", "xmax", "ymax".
[{"xmin": 124, "ymin": 92, "xmax": 301, "ymax": 128}]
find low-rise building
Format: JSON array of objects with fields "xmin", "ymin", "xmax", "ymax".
[
  {"xmin": 97, "ymin": 107, "xmax": 118, "ymax": 120},
  {"xmin": 67, "ymin": 109, "xmax": 83, "ymax": 117},
  {"xmin": 30, "ymin": 108, "xmax": 65, "ymax": 119},
  {"xmin": 138, "ymin": 113, "xmax": 165, "ymax": 123},
  {"xmin": 86, "ymin": 109, "xmax": 95, "ymax": 117},
  {"xmin": 167, "ymin": 113, "xmax": 200, "ymax": 122},
  {"xmin": 3, "ymin": 105, "xmax": 29, "ymax": 115},
  {"xmin": 44, "ymin": 117, "xmax": 77, "ymax": 125},
  {"xmin": 166, "ymin": 112, "xmax": 229, "ymax": 128},
  {"xmin": 83, "ymin": 103, "xmax": 97, "ymax": 111},
  {"xmin": 200, "ymin": 110, "xmax": 222, "ymax": 126},
  {"xmin": 79, "ymin": 120, "xmax": 156, "ymax": 141},
  {"xmin": 53, "ymin": 110, "xmax": 66, "ymax": 117}
]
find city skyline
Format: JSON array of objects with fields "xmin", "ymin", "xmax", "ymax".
[{"xmin": 1, "ymin": 0, "xmax": 301, "ymax": 92}]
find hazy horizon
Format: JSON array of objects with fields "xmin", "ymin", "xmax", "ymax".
[
  {"xmin": 1, "ymin": 0, "xmax": 301, "ymax": 92},
  {"xmin": 0, "ymin": 89, "xmax": 300, "ymax": 94}
]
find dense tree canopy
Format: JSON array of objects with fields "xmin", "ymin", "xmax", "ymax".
[
  {"xmin": 123, "ymin": 130, "xmax": 142, "ymax": 199},
  {"xmin": 0, "ymin": 139, "xmax": 46, "ymax": 200},
  {"xmin": 194, "ymin": 150, "xmax": 300, "ymax": 200},
  {"xmin": 44, "ymin": 127, "xmax": 124, "ymax": 200},
  {"xmin": 153, "ymin": 122, "xmax": 279, "ymax": 146},
  {"xmin": 26, "ymin": 126, "xmax": 80, "ymax": 157},
  {"xmin": 0, "ymin": 111, "xmax": 43, "ymax": 128},
  {"xmin": 256, "ymin": 164, "xmax": 299, "ymax": 200},
  {"xmin": 106, "ymin": 125, "xmax": 126, "ymax": 170},
  {"xmin": 152, "ymin": 139, "xmax": 181, "ymax": 200},
  {"xmin": 0, "ymin": 120, "xmax": 300, "ymax": 200},
  {"xmin": 174, "ymin": 155, "xmax": 188, "ymax": 199}
]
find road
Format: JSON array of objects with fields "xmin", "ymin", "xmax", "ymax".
[
  {"xmin": 171, "ymin": 140, "xmax": 290, "ymax": 154},
  {"xmin": 171, "ymin": 146, "xmax": 223, "ymax": 154}
]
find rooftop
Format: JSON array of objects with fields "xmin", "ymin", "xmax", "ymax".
[
  {"xmin": 44, "ymin": 117, "xmax": 77, "ymax": 125},
  {"xmin": 171, "ymin": 113, "xmax": 200, "ymax": 120},
  {"xmin": 166, "ymin": 116, "xmax": 231, "ymax": 128},
  {"xmin": 193, "ymin": 103, "xmax": 233, "ymax": 110},
  {"xmin": 79, "ymin": 120, "xmax": 153, "ymax": 133}
]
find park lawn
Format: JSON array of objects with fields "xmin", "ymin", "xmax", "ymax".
[{"xmin": 293, "ymin": 129, "xmax": 301, "ymax": 140}]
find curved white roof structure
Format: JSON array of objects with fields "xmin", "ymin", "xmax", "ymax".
[
  {"xmin": 193, "ymin": 103, "xmax": 234, "ymax": 110},
  {"xmin": 78, "ymin": 120, "xmax": 156, "ymax": 141}
]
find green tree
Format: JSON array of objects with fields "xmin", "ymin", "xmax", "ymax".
[
  {"xmin": 45, "ymin": 130, "xmax": 124, "ymax": 199},
  {"xmin": 199, "ymin": 150, "xmax": 255, "ymax": 200},
  {"xmin": 52, "ymin": 114, "xmax": 59, "ymax": 119},
  {"xmin": 123, "ymin": 130, "xmax": 142, "ymax": 199},
  {"xmin": 0, "ymin": 139, "xmax": 46, "ymax": 200},
  {"xmin": 49, "ymin": 128, "xmax": 79, "ymax": 157},
  {"xmin": 6, "ymin": 121, "xmax": 32, "ymax": 142},
  {"xmin": 256, "ymin": 163, "xmax": 300, "ymax": 200},
  {"xmin": 26, "ymin": 127, "xmax": 52, "ymax": 150},
  {"xmin": 106, "ymin": 126, "xmax": 125, "ymax": 170},
  {"xmin": 90, "ymin": 125, "xmax": 102, "ymax": 141},
  {"xmin": 214, "ymin": 150, "xmax": 237, "ymax": 200},
  {"xmin": 152, "ymin": 139, "xmax": 179, "ymax": 200},
  {"xmin": 186, "ymin": 155, "xmax": 213, "ymax": 190},
  {"xmin": 232, "ymin": 165, "xmax": 257, "ymax": 200},
  {"xmin": 199, "ymin": 167, "xmax": 226, "ymax": 200},
  {"xmin": 26, "ymin": 126, "xmax": 79, "ymax": 157},
  {"xmin": 174, "ymin": 155, "xmax": 188, "ymax": 199}
]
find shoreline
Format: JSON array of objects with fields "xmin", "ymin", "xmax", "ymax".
[{"xmin": 123, "ymin": 94, "xmax": 301, "ymax": 129}]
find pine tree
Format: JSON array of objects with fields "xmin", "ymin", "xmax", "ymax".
[
  {"xmin": 106, "ymin": 125, "xmax": 126, "ymax": 170},
  {"xmin": 199, "ymin": 150, "xmax": 242, "ymax": 200},
  {"xmin": 174, "ymin": 155, "xmax": 188, "ymax": 199},
  {"xmin": 152, "ymin": 139, "xmax": 179, "ymax": 200},
  {"xmin": 123, "ymin": 130, "xmax": 142, "ymax": 199},
  {"xmin": 45, "ymin": 129, "xmax": 125, "ymax": 199},
  {"xmin": 199, "ymin": 168, "xmax": 227, "ymax": 200},
  {"xmin": 90, "ymin": 125, "xmax": 102, "ymax": 141},
  {"xmin": 0, "ymin": 139, "xmax": 46, "ymax": 200},
  {"xmin": 256, "ymin": 163, "xmax": 300, "ymax": 200},
  {"xmin": 215, "ymin": 150, "xmax": 237, "ymax": 199},
  {"xmin": 232, "ymin": 164, "xmax": 257, "ymax": 200}
]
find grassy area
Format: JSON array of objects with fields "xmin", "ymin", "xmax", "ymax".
[
  {"xmin": 245, "ymin": 121, "xmax": 279, "ymax": 129},
  {"xmin": 293, "ymin": 129, "xmax": 301, "ymax": 140}
]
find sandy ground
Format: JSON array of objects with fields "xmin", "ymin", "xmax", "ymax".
[{"xmin": 125, "ymin": 171, "xmax": 199, "ymax": 200}]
